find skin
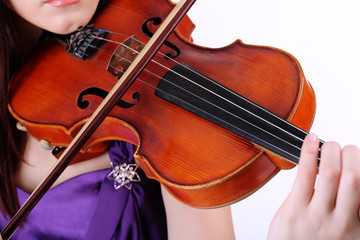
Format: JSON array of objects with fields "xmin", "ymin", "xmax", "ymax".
[
  {"xmin": 3, "ymin": 0, "xmax": 235, "ymax": 239},
  {"xmin": 8, "ymin": 0, "xmax": 99, "ymax": 34},
  {"xmin": 268, "ymin": 134, "xmax": 360, "ymax": 240}
]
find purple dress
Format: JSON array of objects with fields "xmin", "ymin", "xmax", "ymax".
[{"xmin": 0, "ymin": 141, "xmax": 167, "ymax": 239}]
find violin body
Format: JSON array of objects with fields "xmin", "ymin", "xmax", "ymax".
[{"xmin": 8, "ymin": 0, "xmax": 315, "ymax": 207}]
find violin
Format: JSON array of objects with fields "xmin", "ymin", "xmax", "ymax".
[{"xmin": 8, "ymin": 0, "xmax": 316, "ymax": 223}]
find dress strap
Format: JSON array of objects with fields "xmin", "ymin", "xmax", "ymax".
[{"xmin": 84, "ymin": 141, "xmax": 134, "ymax": 240}]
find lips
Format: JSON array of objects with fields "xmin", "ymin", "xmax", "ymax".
[{"xmin": 45, "ymin": 0, "xmax": 80, "ymax": 7}]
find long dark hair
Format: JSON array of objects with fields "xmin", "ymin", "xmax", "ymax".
[
  {"xmin": 0, "ymin": 1, "xmax": 27, "ymax": 218},
  {"xmin": 0, "ymin": 0, "xmax": 109, "ymax": 218}
]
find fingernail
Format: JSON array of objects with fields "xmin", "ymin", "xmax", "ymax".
[{"xmin": 308, "ymin": 133, "xmax": 318, "ymax": 142}]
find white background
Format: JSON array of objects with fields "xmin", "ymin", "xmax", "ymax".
[{"xmin": 184, "ymin": 0, "xmax": 360, "ymax": 239}]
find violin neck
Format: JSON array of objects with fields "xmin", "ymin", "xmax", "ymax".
[{"xmin": 156, "ymin": 63, "xmax": 323, "ymax": 165}]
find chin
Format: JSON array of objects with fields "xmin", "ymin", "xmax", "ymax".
[
  {"xmin": 48, "ymin": 21, "xmax": 88, "ymax": 34},
  {"xmin": 49, "ymin": 24, "xmax": 85, "ymax": 35},
  {"xmin": 42, "ymin": 5, "xmax": 98, "ymax": 35},
  {"xmin": 44, "ymin": 17, "xmax": 91, "ymax": 34}
]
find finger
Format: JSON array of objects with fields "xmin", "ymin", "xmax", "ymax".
[
  {"xmin": 335, "ymin": 145, "xmax": 360, "ymax": 219},
  {"xmin": 311, "ymin": 141, "xmax": 342, "ymax": 212},
  {"xmin": 290, "ymin": 133, "xmax": 320, "ymax": 205}
]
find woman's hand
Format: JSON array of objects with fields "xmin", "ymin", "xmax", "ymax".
[{"xmin": 268, "ymin": 134, "xmax": 360, "ymax": 240}]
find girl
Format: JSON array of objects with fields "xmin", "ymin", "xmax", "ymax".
[
  {"xmin": 0, "ymin": 0, "xmax": 234, "ymax": 239},
  {"xmin": 1, "ymin": 0, "xmax": 360, "ymax": 239}
]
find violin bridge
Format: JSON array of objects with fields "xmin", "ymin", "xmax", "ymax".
[{"xmin": 107, "ymin": 36, "xmax": 144, "ymax": 80}]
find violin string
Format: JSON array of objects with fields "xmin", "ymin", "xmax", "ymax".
[
  {"xmin": 80, "ymin": 35, "xmax": 321, "ymax": 162},
  {"xmin": 93, "ymin": 34, "xmax": 312, "ymax": 143},
  {"xmin": 87, "ymin": 36, "xmax": 319, "ymax": 157},
  {"xmin": 80, "ymin": 49, "xmax": 305, "ymax": 162},
  {"xmin": 107, "ymin": 31, "xmax": 316, "ymax": 143},
  {"xmin": 82, "ymin": 46, "xmax": 317, "ymax": 163}
]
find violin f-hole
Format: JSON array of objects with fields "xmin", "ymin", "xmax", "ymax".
[
  {"xmin": 142, "ymin": 17, "xmax": 181, "ymax": 59},
  {"xmin": 77, "ymin": 87, "xmax": 140, "ymax": 109}
]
